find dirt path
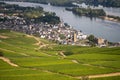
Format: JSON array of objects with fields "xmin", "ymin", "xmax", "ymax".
[
  {"xmin": 89, "ymin": 72, "xmax": 120, "ymax": 78},
  {"xmin": 26, "ymin": 35, "xmax": 47, "ymax": 49},
  {"xmin": 26, "ymin": 35, "xmax": 40, "ymax": 45},
  {"xmin": 0, "ymin": 48, "xmax": 30, "ymax": 57},
  {"xmin": 0, "ymin": 57, "xmax": 18, "ymax": 67},
  {"xmin": 72, "ymin": 60, "xmax": 79, "ymax": 64},
  {"xmin": 33, "ymin": 37, "xmax": 41, "ymax": 46},
  {"xmin": 20, "ymin": 53, "xmax": 30, "ymax": 56},
  {"xmin": 59, "ymin": 51, "xmax": 66, "ymax": 57},
  {"xmin": 75, "ymin": 72, "xmax": 120, "ymax": 79},
  {"xmin": 25, "ymin": 67, "xmax": 75, "ymax": 79},
  {"xmin": 0, "ymin": 48, "xmax": 15, "ymax": 53},
  {"xmin": 0, "ymin": 35, "xmax": 9, "ymax": 39},
  {"xmin": 25, "ymin": 66, "xmax": 120, "ymax": 79},
  {"xmin": 70, "ymin": 58, "xmax": 119, "ymax": 70}
]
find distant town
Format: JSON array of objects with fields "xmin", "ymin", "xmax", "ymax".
[{"xmin": 0, "ymin": 2, "xmax": 120, "ymax": 47}]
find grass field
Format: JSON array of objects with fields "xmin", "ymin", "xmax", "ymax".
[{"xmin": 0, "ymin": 29, "xmax": 120, "ymax": 80}]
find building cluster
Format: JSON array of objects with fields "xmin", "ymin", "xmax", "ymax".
[
  {"xmin": 0, "ymin": 14, "xmax": 88, "ymax": 45},
  {"xmin": 1, "ymin": 13, "xmax": 119, "ymax": 47}
]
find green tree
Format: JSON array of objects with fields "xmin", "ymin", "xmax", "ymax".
[
  {"xmin": 59, "ymin": 34, "xmax": 66, "ymax": 39},
  {"xmin": 87, "ymin": 35, "xmax": 97, "ymax": 46},
  {"xmin": 0, "ymin": 51, "xmax": 4, "ymax": 56}
]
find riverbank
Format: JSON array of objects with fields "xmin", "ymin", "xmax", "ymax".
[{"xmin": 100, "ymin": 15, "xmax": 120, "ymax": 22}]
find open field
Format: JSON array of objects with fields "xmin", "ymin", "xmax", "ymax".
[{"xmin": 0, "ymin": 29, "xmax": 120, "ymax": 80}]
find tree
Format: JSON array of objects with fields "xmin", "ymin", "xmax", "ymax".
[
  {"xmin": 0, "ymin": 51, "xmax": 3, "ymax": 57},
  {"xmin": 59, "ymin": 34, "xmax": 66, "ymax": 39},
  {"xmin": 35, "ymin": 14, "xmax": 60, "ymax": 24},
  {"xmin": 87, "ymin": 35, "xmax": 97, "ymax": 46}
]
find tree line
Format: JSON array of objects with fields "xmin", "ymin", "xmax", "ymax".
[{"xmin": 1, "ymin": 0, "xmax": 120, "ymax": 7}]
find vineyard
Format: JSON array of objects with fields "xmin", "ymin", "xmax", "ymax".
[{"xmin": 0, "ymin": 29, "xmax": 120, "ymax": 80}]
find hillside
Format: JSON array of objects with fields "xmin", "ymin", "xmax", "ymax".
[{"xmin": 0, "ymin": 29, "xmax": 120, "ymax": 80}]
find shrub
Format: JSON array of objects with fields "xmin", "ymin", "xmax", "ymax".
[
  {"xmin": 0, "ymin": 51, "xmax": 4, "ymax": 57},
  {"xmin": 64, "ymin": 51, "xmax": 73, "ymax": 56}
]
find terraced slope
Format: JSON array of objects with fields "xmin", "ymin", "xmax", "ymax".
[{"xmin": 0, "ymin": 29, "xmax": 120, "ymax": 80}]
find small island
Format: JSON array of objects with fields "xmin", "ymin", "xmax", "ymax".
[
  {"xmin": 66, "ymin": 7, "xmax": 120, "ymax": 22},
  {"xmin": 66, "ymin": 7, "xmax": 106, "ymax": 17}
]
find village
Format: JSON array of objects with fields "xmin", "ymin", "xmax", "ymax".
[
  {"xmin": 1, "ymin": 1, "xmax": 120, "ymax": 47},
  {"xmin": 0, "ymin": 13, "xmax": 120, "ymax": 47}
]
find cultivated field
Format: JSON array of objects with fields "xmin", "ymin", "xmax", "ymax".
[{"xmin": 0, "ymin": 29, "xmax": 120, "ymax": 80}]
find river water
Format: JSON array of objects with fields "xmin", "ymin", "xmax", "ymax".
[{"xmin": 5, "ymin": 2, "xmax": 120, "ymax": 42}]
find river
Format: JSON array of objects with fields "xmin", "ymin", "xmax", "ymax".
[{"xmin": 5, "ymin": 1, "xmax": 120, "ymax": 42}]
